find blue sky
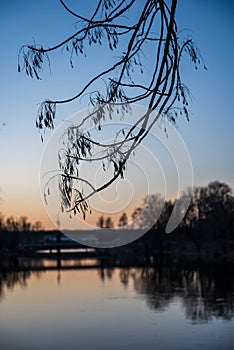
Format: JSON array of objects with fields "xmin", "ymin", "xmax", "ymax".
[{"xmin": 0, "ymin": 0, "xmax": 233, "ymax": 228}]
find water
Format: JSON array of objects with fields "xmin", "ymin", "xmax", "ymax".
[{"xmin": 0, "ymin": 258, "xmax": 234, "ymax": 350}]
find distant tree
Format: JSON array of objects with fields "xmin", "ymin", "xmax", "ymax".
[
  {"xmin": 174, "ymin": 188, "xmax": 197, "ymax": 228},
  {"xmin": 18, "ymin": 216, "xmax": 31, "ymax": 232},
  {"xmin": 118, "ymin": 212, "xmax": 128, "ymax": 227},
  {"xmin": 3, "ymin": 216, "xmax": 36, "ymax": 232},
  {"xmin": 32, "ymin": 221, "xmax": 44, "ymax": 231},
  {"xmin": 105, "ymin": 217, "xmax": 114, "ymax": 228},
  {"xmin": 131, "ymin": 194, "xmax": 164, "ymax": 229},
  {"xmin": 131, "ymin": 207, "xmax": 143, "ymax": 226},
  {"xmin": 196, "ymin": 181, "xmax": 232, "ymax": 218},
  {"xmin": 178, "ymin": 181, "xmax": 234, "ymax": 241},
  {"xmin": 97, "ymin": 215, "xmax": 114, "ymax": 228},
  {"xmin": 195, "ymin": 181, "xmax": 234, "ymax": 238},
  {"xmin": 19, "ymin": 0, "xmax": 205, "ymax": 218},
  {"xmin": 97, "ymin": 215, "xmax": 105, "ymax": 228},
  {"xmin": 5, "ymin": 216, "xmax": 19, "ymax": 232},
  {"xmin": 0, "ymin": 213, "xmax": 5, "ymax": 232},
  {"xmin": 156, "ymin": 200, "xmax": 174, "ymax": 231}
]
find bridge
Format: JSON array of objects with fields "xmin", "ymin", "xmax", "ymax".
[{"xmin": 18, "ymin": 240, "xmax": 87, "ymax": 253}]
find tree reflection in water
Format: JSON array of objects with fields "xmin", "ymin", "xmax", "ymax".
[
  {"xmin": 127, "ymin": 263, "xmax": 234, "ymax": 323},
  {"xmin": 0, "ymin": 257, "xmax": 44, "ymax": 302},
  {"xmin": 0, "ymin": 256, "xmax": 233, "ymax": 323}
]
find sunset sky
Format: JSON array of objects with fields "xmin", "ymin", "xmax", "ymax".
[{"xmin": 0, "ymin": 0, "xmax": 233, "ymax": 230}]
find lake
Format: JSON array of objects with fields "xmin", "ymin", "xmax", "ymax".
[{"xmin": 0, "ymin": 256, "xmax": 234, "ymax": 350}]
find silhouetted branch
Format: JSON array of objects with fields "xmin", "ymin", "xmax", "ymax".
[{"xmin": 19, "ymin": 0, "xmax": 206, "ymax": 217}]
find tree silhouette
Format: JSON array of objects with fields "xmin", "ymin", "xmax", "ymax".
[
  {"xmin": 130, "ymin": 194, "xmax": 165, "ymax": 229},
  {"xmin": 118, "ymin": 212, "xmax": 128, "ymax": 227},
  {"xmin": 32, "ymin": 221, "xmax": 44, "ymax": 231},
  {"xmin": 0, "ymin": 215, "xmax": 43, "ymax": 233},
  {"xmin": 194, "ymin": 181, "xmax": 234, "ymax": 239},
  {"xmin": 96, "ymin": 215, "xmax": 114, "ymax": 228},
  {"xmin": 18, "ymin": 0, "xmax": 205, "ymax": 218},
  {"xmin": 105, "ymin": 216, "xmax": 114, "ymax": 228},
  {"xmin": 97, "ymin": 215, "xmax": 105, "ymax": 228},
  {"xmin": 0, "ymin": 213, "xmax": 4, "ymax": 232},
  {"xmin": 196, "ymin": 181, "xmax": 233, "ymax": 219}
]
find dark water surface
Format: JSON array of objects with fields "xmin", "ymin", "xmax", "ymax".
[{"xmin": 0, "ymin": 257, "xmax": 234, "ymax": 350}]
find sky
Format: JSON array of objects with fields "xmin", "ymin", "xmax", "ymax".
[{"xmin": 0, "ymin": 0, "xmax": 234, "ymax": 230}]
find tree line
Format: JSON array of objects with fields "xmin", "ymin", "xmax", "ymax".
[
  {"xmin": 0, "ymin": 180, "xmax": 233, "ymax": 256},
  {"xmin": 0, "ymin": 216, "xmax": 44, "ymax": 251},
  {"xmin": 97, "ymin": 180, "xmax": 234, "ymax": 239},
  {"xmin": 1, "ymin": 179, "xmax": 232, "ymax": 236},
  {"xmin": 0, "ymin": 215, "xmax": 43, "ymax": 232}
]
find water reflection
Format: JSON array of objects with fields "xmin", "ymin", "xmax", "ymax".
[
  {"xmin": 0, "ymin": 256, "xmax": 233, "ymax": 324},
  {"xmin": 128, "ymin": 264, "xmax": 234, "ymax": 323}
]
